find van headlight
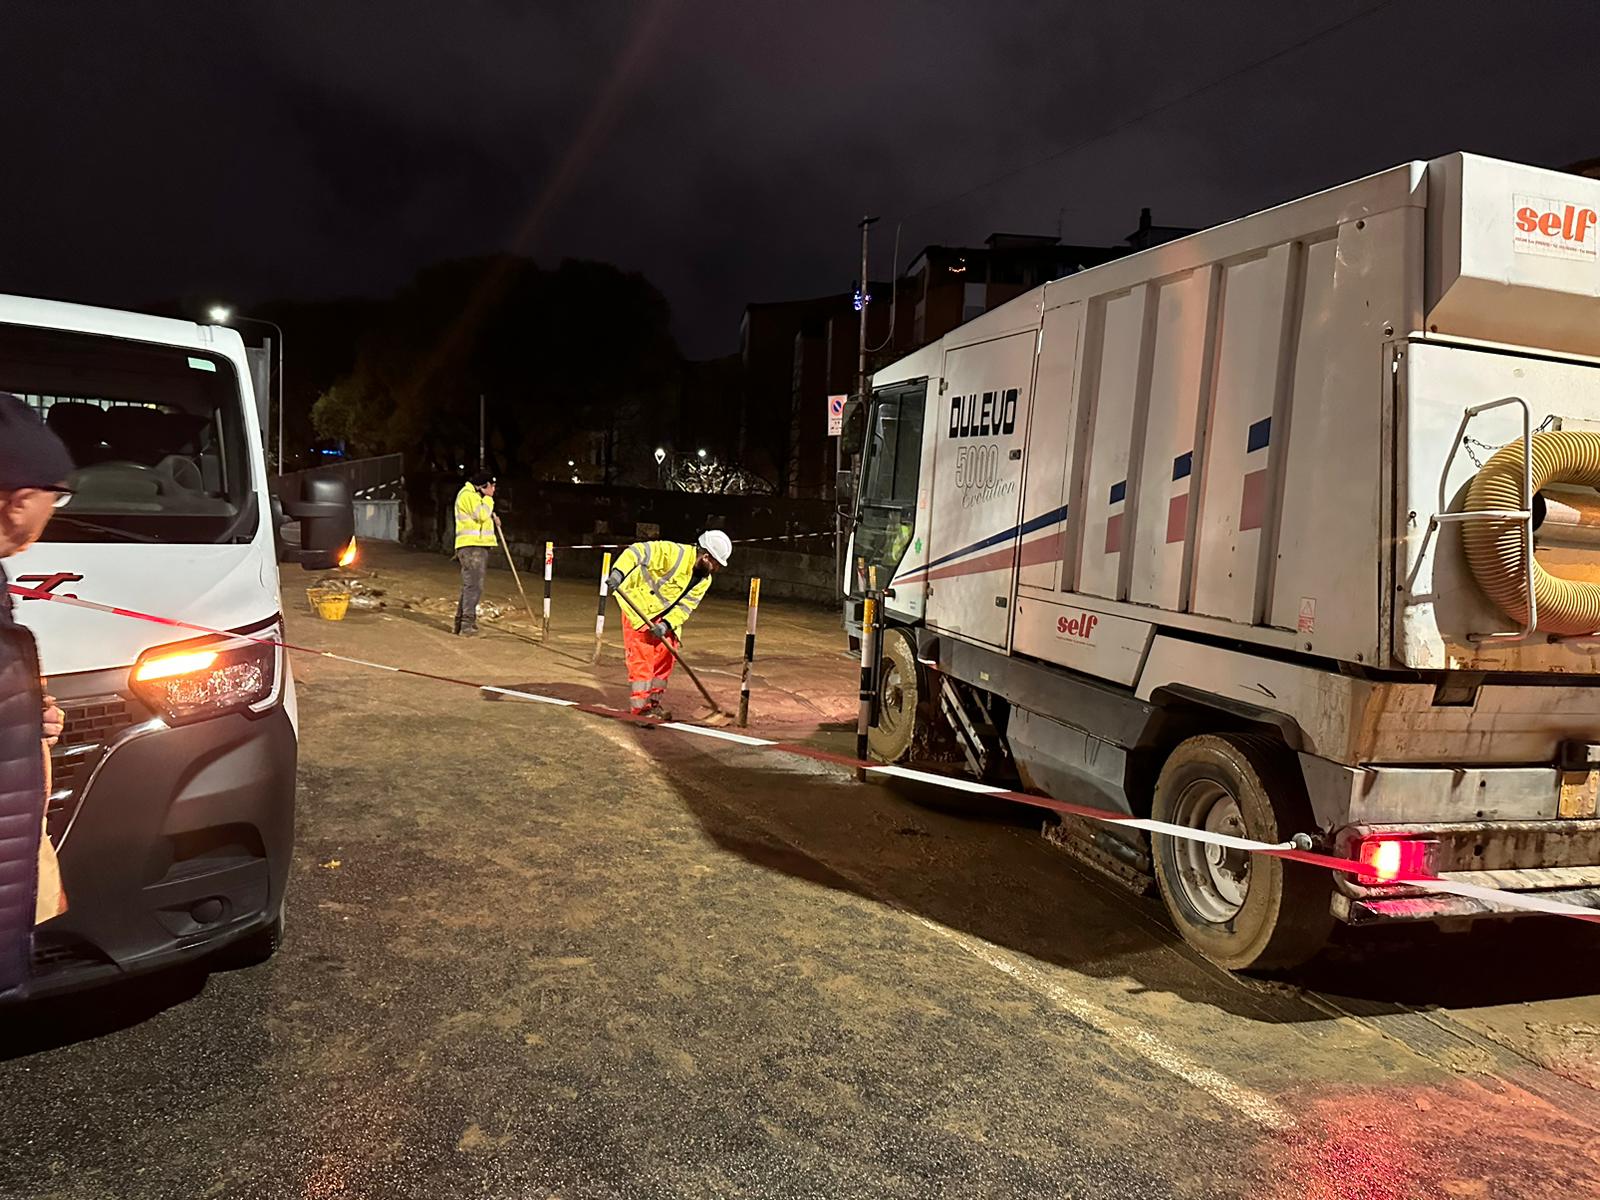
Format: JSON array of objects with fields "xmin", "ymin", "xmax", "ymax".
[{"xmin": 131, "ymin": 631, "xmax": 277, "ymax": 725}]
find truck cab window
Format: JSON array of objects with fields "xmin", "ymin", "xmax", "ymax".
[
  {"xmin": 2, "ymin": 324, "xmax": 258, "ymax": 545},
  {"xmin": 852, "ymin": 384, "xmax": 925, "ymax": 591}
]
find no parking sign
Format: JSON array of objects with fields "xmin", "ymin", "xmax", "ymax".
[{"xmin": 827, "ymin": 394, "xmax": 846, "ymax": 436}]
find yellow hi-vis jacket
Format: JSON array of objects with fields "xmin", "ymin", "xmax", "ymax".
[
  {"xmin": 454, "ymin": 483, "xmax": 496, "ymax": 549},
  {"xmin": 613, "ymin": 540, "xmax": 711, "ymax": 634}
]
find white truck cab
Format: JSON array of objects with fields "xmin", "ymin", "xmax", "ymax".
[{"xmin": 1, "ymin": 295, "xmax": 352, "ymax": 999}]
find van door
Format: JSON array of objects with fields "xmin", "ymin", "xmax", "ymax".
[{"xmin": 920, "ymin": 331, "xmax": 1036, "ymax": 647}]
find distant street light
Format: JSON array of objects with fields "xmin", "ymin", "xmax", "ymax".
[
  {"xmin": 697, "ymin": 448, "xmax": 707, "ymax": 459},
  {"xmin": 210, "ymin": 305, "xmax": 286, "ymax": 475},
  {"xmin": 654, "ymin": 447, "xmax": 666, "ymax": 465}
]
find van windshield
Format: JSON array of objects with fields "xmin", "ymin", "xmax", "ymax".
[{"xmin": 2, "ymin": 323, "xmax": 258, "ymax": 545}]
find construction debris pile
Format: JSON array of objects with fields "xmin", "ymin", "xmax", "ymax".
[{"xmin": 306, "ymin": 569, "xmax": 526, "ymax": 625}]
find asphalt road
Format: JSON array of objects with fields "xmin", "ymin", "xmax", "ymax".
[{"xmin": 3, "ymin": 544, "xmax": 1600, "ymax": 1199}]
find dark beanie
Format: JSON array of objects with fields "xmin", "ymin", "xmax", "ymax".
[{"xmin": 0, "ymin": 392, "xmax": 76, "ymax": 490}]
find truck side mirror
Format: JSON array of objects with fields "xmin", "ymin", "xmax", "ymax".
[{"xmin": 276, "ymin": 474, "xmax": 355, "ymax": 570}]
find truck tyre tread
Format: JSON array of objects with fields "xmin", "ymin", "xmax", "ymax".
[
  {"xmin": 1151, "ymin": 733, "xmax": 1333, "ymax": 972},
  {"xmin": 868, "ymin": 627, "xmax": 921, "ymax": 764}
]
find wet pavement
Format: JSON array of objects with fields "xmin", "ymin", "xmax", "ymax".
[{"xmin": 3, "ymin": 543, "xmax": 1600, "ymax": 1199}]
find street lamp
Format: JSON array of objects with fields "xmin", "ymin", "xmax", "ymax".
[
  {"xmin": 697, "ymin": 448, "xmax": 707, "ymax": 459},
  {"xmin": 654, "ymin": 447, "xmax": 666, "ymax": 465},
  {"xmin": 210, "ymin": 305, "xmax": 286, "ymax": 475}
]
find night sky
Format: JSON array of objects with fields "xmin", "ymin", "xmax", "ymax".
[{"xmin": 4, "ymin": 0, "xmax": 1597, "ymax": 358}]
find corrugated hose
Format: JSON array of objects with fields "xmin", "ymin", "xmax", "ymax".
[{"xmin": 1463, "ymin": 431, "xmax": 1600, "ymax": 635}]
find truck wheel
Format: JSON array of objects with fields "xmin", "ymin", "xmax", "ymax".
[
  {"xmin": 1150, "ymin": 734, "xmax": 1332, "ymax": 971},
  {"xmin": 869, "ymin": 628, "xmax": 920, "ymax": 763}
]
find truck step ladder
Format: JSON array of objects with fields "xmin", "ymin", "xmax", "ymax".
[{"xmin": 938, "ymin": 677, "xmax": 1007, "ymax": 780}]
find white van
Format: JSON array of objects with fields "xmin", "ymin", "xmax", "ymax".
[{"xmin": 2, "ymin": 295, "xmax": 352, "ymax": 999}]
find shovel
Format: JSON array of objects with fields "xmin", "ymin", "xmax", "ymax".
[{"xmin": 611, "ymin": 586, "xmax": 734, "ymax": 726}]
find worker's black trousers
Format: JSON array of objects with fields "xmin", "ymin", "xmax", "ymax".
[{"xmin": 454, "ymin": 547, "xmax": 490, "ymax": 633}]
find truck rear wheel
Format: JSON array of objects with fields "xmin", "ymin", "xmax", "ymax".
[
  {"xmin": 868, "ymin": 628, "xmax": 920, "ymax": 763},
  {"xmin": 1151, "ymin": 734, "xmax": 1333, "ymax": 971}
]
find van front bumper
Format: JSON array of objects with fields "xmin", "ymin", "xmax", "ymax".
[{"xmin": 7, "ymin": 703, "xmax": 295, "ymax": 1002}]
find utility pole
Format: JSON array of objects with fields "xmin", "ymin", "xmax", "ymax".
[
  {"xmin": 843, "ymin": 214, "xmax": 878, "ymax": 590},
  {"xmin": 855, "ymin": 215, "xmax": 877, "ymax": 442},
  {"xmin": 478, "ymin": 394, "xmax": 485, "ymax": 471},
  {"xmin": 277, "ymin": 333, "xmax": 285, "ymax": 475}
]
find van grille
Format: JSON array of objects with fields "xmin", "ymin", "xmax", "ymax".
[{"xmin": 47, "ymin": 696, "xmax": 138, "ymax": 845}]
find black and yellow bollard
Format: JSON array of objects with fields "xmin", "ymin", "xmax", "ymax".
[{"xmin": 737, "ymin": 578, "xmax": 761, "ymax": 727}]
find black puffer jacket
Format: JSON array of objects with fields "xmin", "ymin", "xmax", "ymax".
[{"xmin": 0, "ymin": 584, "xmax": 45, "ymax": 998}]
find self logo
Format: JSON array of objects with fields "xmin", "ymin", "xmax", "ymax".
[
  {"xmin": 1516, "ymin": 203, "xmax": 1597, "ymax": 241},
  {"xmin": 1057, "ymin": 613, "xmax": 1098, "ymax": 641},
  {"xmin": 1513, "ymin": 196, "xmax": 1599, "ymax": 260}
]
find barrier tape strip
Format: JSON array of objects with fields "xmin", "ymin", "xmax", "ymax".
[
  {"xmin": 563, "ymin": 532, "xmax": 833, "ymax": 550},
  {"xmin": 10, "ymin": 582, "xmax": 1600, "ymax": 928}
]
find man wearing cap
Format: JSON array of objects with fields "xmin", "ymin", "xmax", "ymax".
[
  {"xmin": 452, "ymin": 471, "xmax": 500, "ymax": 637},
  {"xmin": 0, "ymin": 393, "xmax": 75, "ymax": 998},
  {"xmin": 607, "ymin": 531, "xmax": 731, "ymax": 720}
]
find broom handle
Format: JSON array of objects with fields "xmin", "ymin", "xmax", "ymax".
[
  {"xmin": 612, "ymin": 585, "xmax": 726, "ymax": 715},
  {"xmin": 496, "ymin": 524, "xmax": 543, "ymax": 632}
]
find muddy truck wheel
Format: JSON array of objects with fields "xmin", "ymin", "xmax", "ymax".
[
  {"xmin": 1151, "ymin": 733, "xmax": 1333, "ymax": 972},
  {"xmin": 868, "ymin": 627, "xmax": 922, "ymax": 763}
]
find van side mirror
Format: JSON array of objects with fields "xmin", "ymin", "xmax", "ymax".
[{"xmin": 276, "ymin": 474, "xmax": 355, "ymax": 570}]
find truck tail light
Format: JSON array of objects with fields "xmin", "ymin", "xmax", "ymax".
[
  {"xmin": 131, "ymin": 632, "xmax": 276, "ymax": 725},
  {"xmin": 1355, "ymin": 836, "xmax": 1436, "ymax": 886}
]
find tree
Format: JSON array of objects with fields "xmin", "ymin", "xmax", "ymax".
[{"xmin": 315, "ymin": 255, "xmax": 683, "ymax": 481}]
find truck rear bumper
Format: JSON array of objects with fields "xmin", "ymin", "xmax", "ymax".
[
  {"xmin": 1328, "ymin": 817, "xmax": 1600, "ymax": 925},
  {"xmin": 1336, "ymin": 884, "xmax": 1600, "ymax": 924}
]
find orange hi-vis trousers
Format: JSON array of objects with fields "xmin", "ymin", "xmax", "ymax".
[{"xmin": 623, "ymin": 621, "xmax": 676, "ymax": 712}]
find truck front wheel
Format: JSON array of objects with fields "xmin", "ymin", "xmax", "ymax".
[
  {"xmin": 1151, "ymin": 734, "xmax": 1333, "ymax": 971},
  {"xmin": 868, "ymin": 627, "xmax": 921, "ymax": 763}
]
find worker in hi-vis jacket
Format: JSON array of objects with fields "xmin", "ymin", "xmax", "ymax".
[
  {"xmin": 452, "ymin": 472, "xmax": 499, "ymax": 637},
  {"xmin": 607, "ymin": 531, "xmax": 732, "ymax": 719}
]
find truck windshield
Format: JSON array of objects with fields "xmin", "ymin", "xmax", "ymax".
[
  {"xmin": 852, "ymin": 383, "xmax": 925, "ymax": 590},
  {"xmin": 2, "ymin": 323, "xmax": 258, "ymax": 545}
]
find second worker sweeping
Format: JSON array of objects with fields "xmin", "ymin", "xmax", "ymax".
[{"xmin": 608, "ymin": 531, "xmax": 731, "ymax": 720}]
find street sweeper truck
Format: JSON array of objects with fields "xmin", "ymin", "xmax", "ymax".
[{"xmin": 844, "ymin": 153, "xmax": 1600, "ymax": 969}]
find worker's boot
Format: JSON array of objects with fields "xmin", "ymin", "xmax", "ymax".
[
  {"xmin": 640, "ymin": 701, "xmax": 673, "ymax": 722},
  {"xmin": 459, "ymin": 625, "xmax": 479, "ymax": 638}
]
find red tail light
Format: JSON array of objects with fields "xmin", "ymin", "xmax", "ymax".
[{"xmin": 1356, "ymin": 836, "xmax": 1435, "ymax": 886}]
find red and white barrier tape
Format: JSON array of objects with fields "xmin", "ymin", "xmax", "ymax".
[
  {"xmin": 10, "ymin": 582, "xmax": 1600, "ymax": 927},
  {"xmin": 563, "ymin": 532, "xmax": 833, "ymax": 550}
]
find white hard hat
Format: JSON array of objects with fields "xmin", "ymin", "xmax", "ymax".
[{"xmin": 698, "ymin": 529, "xmax": 732, "ymax": 566}]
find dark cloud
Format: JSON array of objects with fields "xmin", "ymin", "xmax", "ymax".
[{"xmin": 2, "ymin": 0, "xmax": 1596, "ymax": 356}]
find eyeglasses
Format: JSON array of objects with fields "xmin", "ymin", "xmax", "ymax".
[{"xmin": 45, "ymin": 487, "xmax": 74, "ymax": 508}]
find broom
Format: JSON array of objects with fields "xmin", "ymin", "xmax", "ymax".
[{"xmin": 611, "ymin": 586, "xmax": 734, "ymax": 726}]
